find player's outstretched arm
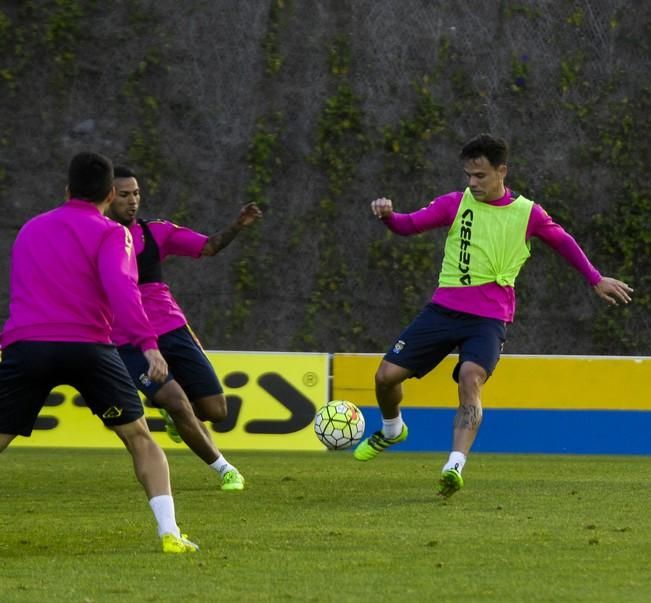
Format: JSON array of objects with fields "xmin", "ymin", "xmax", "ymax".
[
  {"xmin": 202, "ymin": 202, "xmax": 263, "ymax": 256},
  {"xmin": 593, "ymin": 277, "xmax": 633, "ymax": 306}
]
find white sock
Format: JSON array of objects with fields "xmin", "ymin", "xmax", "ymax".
[
  {"xmin": 381, "ymin": 413, "xmax": 404, "ymax": 439},
  {"xmin": 148, "ymin": 494, "xmax": 180, "ymax": 538},
  {"xmin": 210, "ymin": 455, "xmax": 235, "ymax": 477},
  {"xmin": 442, "ymin": 451, "xmax": 466, "ymax": 474}
]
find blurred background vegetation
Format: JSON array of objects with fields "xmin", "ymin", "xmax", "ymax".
[{"xmin": 0, "ymin": 0, "xmax": 649, "ymax": 355}]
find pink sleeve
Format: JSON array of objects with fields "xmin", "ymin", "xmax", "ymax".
[
  {"xmin": 527, "ymin": 204, "xmax": 602, "ymax": 286},
  {"xmin": 98, "ymin": 226, "xmax": 158, "ymax": 351},
  {"xmin": 150, "ymin": 221, "xmax": 208, "ymax": 260},
  {"xmin": 383, "ymin": 192, "xmax": 461, "ymax": 235}
]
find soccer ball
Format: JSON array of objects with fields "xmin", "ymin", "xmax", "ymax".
[{"xmin": 314, "ymin": 400, "xmax": 365, "ymax": 450}]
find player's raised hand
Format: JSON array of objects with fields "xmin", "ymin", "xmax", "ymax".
[
  {"xmin": 593, "ymin": 277, "xmax": 633, "ymax": 305},
  {"xmin": 371, "ymin": 197, "xmax": 393, "ymax": 219},
  {"xmin": 237, "ymin": 202, "xmax": 263, "ymax": 228}
]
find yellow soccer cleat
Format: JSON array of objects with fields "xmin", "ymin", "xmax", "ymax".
[
  {"xmin": 159, "ymin": 409, "xmax": 182, "ymax": 444},
  {"xmin": 437, "ymin": 468, "xmax": 464, "ymax": 498},
  {"xmin": 161, "ymin": 533, "xmax": 199, "ymax": 553},
  {"xmin": 221, "ymin": 469, "xmax": 245, "ymax": 492},
  {"xmin": 353, "ymin": 424, "xmax": 408, "ymax": 461}
]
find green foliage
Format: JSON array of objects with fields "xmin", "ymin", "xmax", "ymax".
[
  {"xmin": 219, "ymin": 1, "xmax": 290, "ymax": 344},
  {"xmin": 0, "ymin": 1, "xmax": 91, "ymax": 95},
  {"xmin": 566, "ymin": 6, "xmax": 585, "ymax": 27},
  {"xmin": 510, "ymin": 53, "xmax": 530, "ymax": 92},
  {"xmin": 538, "ymin": 179, "xmax": 580, "ymax": 231},
  {"xmin": 0, "ymin": 10, "xmax": 9, "ymax": 35},
  {"xmin": 592, "ymin": 187, "xmax": 651, "ymax": 352},
  {"xmin": 559, "ymin": 51, "xmax": 585, "ymax": 94},
  {"xmin": 245, "ymin": 113, "xmax": 284, "ymax": 209},
  {"xmin": 381, "ymin": 75, "xmax": 446, "ymax": 179},
  {"xmin": 168, "ymin": 192, "xmax": 191, "ymax": 226},
  {"xmin": 310, "ymin": 80, "xmax": 369, "ymax": 200},
  {"xmin": 502, "ymin": 2, "xmax": 542, "ymax": 19},
  {"xmin": 0, "ymin": 11, "xmax": 13, "ymax": 89},
  {"xmin": 369, "ymin": 233, "xmax": 440, "ymax": 324},
  {"xmin": 580, "ymin": 90, "xmax": 651, "ymax": 353},
  {"xmin": 372, "ymin": 69, "xmax": 449, "ymax": 326},
  {"xmin": 219, "ymin": 4, "xmax": 291, "ymax": 341},
  {"xmin": 219, "ymin": 114, "xmax": 284, "ymax": 344},
  {"xmin": 328, "ymin": 33, "xmax": 351, "ymax": 76},
  {"xmin": 125, "ymin": 124, "xmax": 164, "ymax": 196},
  {"xmin": 122, "ymin": 50, "xmax": 166, "ymax": 195},
  {"xmin": 0, "ymin": 10, "xmax": 28, "ymax": 96},
  {"xmin": 262, "ymin": 0, "xmax": 292, "ymax": 75},
  {"xmin": 44, "ymin": 0, "xmax": 86, "ymax": 73},
  {"xmin": 297, "ymin": 37, "xmax": 370, "ymax": 350}
]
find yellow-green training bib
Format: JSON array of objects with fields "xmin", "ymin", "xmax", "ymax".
[{"xmin": 439, "ymin": 188, "xmax": 533, "ymax": 287}]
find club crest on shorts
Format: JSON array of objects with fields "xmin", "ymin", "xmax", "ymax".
[
  {"xmin": 102, "ymin": 406, "xmax": 123, "ymax": 419},
  {"xmin": 392, "ymin": 339, "xmax": 406, "ymax": 354},
  {"xmin": 139, "ymin": 373, "xmax": 152, "ymax": 387}
]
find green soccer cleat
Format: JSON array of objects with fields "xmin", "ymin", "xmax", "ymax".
[
  {"xmin": 161, "ymin": 533, "xmax": 199, "ymax": 553},
  {"xmin": 221, "ymin": 468, "xmax": 245, "ymax": 492},
  {"xmin": 353, "ymin": 424, "xmax": 408, "ymax": 461},
  {"xmin": 159, "ymin": 408, "xmax": 182, "ymax": 443},
  {"xmin": 438, "ymin": 468, "xmax": 464, "ymax": 498}
]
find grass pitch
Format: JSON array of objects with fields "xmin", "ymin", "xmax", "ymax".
[{"xmin": 2, "ymin": 448, "xmax": 651, "ymax": 602}]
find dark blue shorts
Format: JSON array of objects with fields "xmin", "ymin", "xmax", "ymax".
[
  {"xmin": 383, "ymin": 303, "xmax": 506, "ymax": 382},
  {"xmin": 118, "ymin": 325, "xmax": 223, "ymax": 403},
  {"xmin": 0, "ymin": 341, "xmax": 144, "ymax": 436}
]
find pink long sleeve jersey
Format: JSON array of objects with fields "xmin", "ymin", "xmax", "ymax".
[
  {"xmin": 1, "ymin": 200, "xmax": 157, "ymax": 351},
  {"xmin": 109, "ymin": 219, "xmax": 208, "ymax": 346},
  {"xmin": 383, "ymin": 189, "xmax": 602, "ymax": 322}
]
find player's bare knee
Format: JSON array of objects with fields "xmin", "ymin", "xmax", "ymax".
[
  {"xmin": 458, "ymin": 375, "xmax": 482, "ymax": 397},
  {"xmin": 160, "ymin": 395, "xmax": 193, "ymax": 419},
  {"xmin": 194, "ymin": 395, "xmax": 227, "ymax": 422},
  {"xmin": 113, "ymin": 418, "xmax": 153, "ymax": 451},
  {"xmin": 375, "ymin": 360, "xmax": 411, "ymax": 392},
  {"xmin": 375, "ymin": 367, "xmax": 397, "ymax": 391},
  {"xmin": 458, "ymin": 363, "xmax": 486, "ymax": 392},
  {"xmin": 196, "ymin": 406, "xmax": 226, "ymax": 422}
]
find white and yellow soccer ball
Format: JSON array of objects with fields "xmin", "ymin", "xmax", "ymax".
[{"xmin": 314, "ymin": 400, "xmax": 365, "ymax": 450}]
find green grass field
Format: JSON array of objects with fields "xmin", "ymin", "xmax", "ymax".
[{"xmin": 2, "ymin": 448, "xmax": 651, "ymax": 602}]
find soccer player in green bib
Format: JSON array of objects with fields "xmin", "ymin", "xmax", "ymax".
[{"xmin": 353, "ymin": 134, "xmax": 633, "ymax": 497}]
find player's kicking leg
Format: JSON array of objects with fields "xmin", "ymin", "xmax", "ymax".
[
  {"xmin": 154, "ymin": 382, "xmax": 245, "ymax": 491},
  {"xmin": 354, "ymin": 360, "xmax": 410, "ymax": 460}
]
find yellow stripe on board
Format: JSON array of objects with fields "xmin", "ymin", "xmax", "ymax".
[{"xmin": 332, "ymin": 354, "xmax": 651, "ymax": 410}]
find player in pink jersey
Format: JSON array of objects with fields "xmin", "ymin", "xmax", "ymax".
[
  {"xmin": 0, "ymin": 152, "xmax": 197, "ymax": 552},
  {"xmin": 106, "ymin": 165, "xmax": 262, "ymax": 492},
  {"xmin": 353, "ymin": 134, "xmax": 633, "ymax": 497}
]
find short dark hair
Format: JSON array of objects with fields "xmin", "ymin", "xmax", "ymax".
[
  {"xmin": 114, "ymin": 165, "xmax": 137, "ymax": 179},
  {"xmin": 459, "ymin": 134, "xmax": 509, "ymax": 168},
  {"xmin": 68, "ymin": 152, "xmax": 114, "ymax": 202}
]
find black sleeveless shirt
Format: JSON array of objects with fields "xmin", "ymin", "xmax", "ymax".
[{"xmin": 136, "ymin": 219, "xmax": 163, "ymax": 284}]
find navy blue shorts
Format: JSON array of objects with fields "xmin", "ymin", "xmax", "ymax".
[
  {"xmin": 383, "ymin": 303, "xmax": 506, "ymax": 382},
  {"xmin": 118, "ymin": 325, "xmax": 223, "ymax": 403},
  {"xmin": 0, "ymin": 341, "xmax": 144, "ymax": 436}
]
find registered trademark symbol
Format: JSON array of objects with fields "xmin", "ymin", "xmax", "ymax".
[{"xmin": 302, "ymin": 371, "xmax": 318, "ymax": 387}]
